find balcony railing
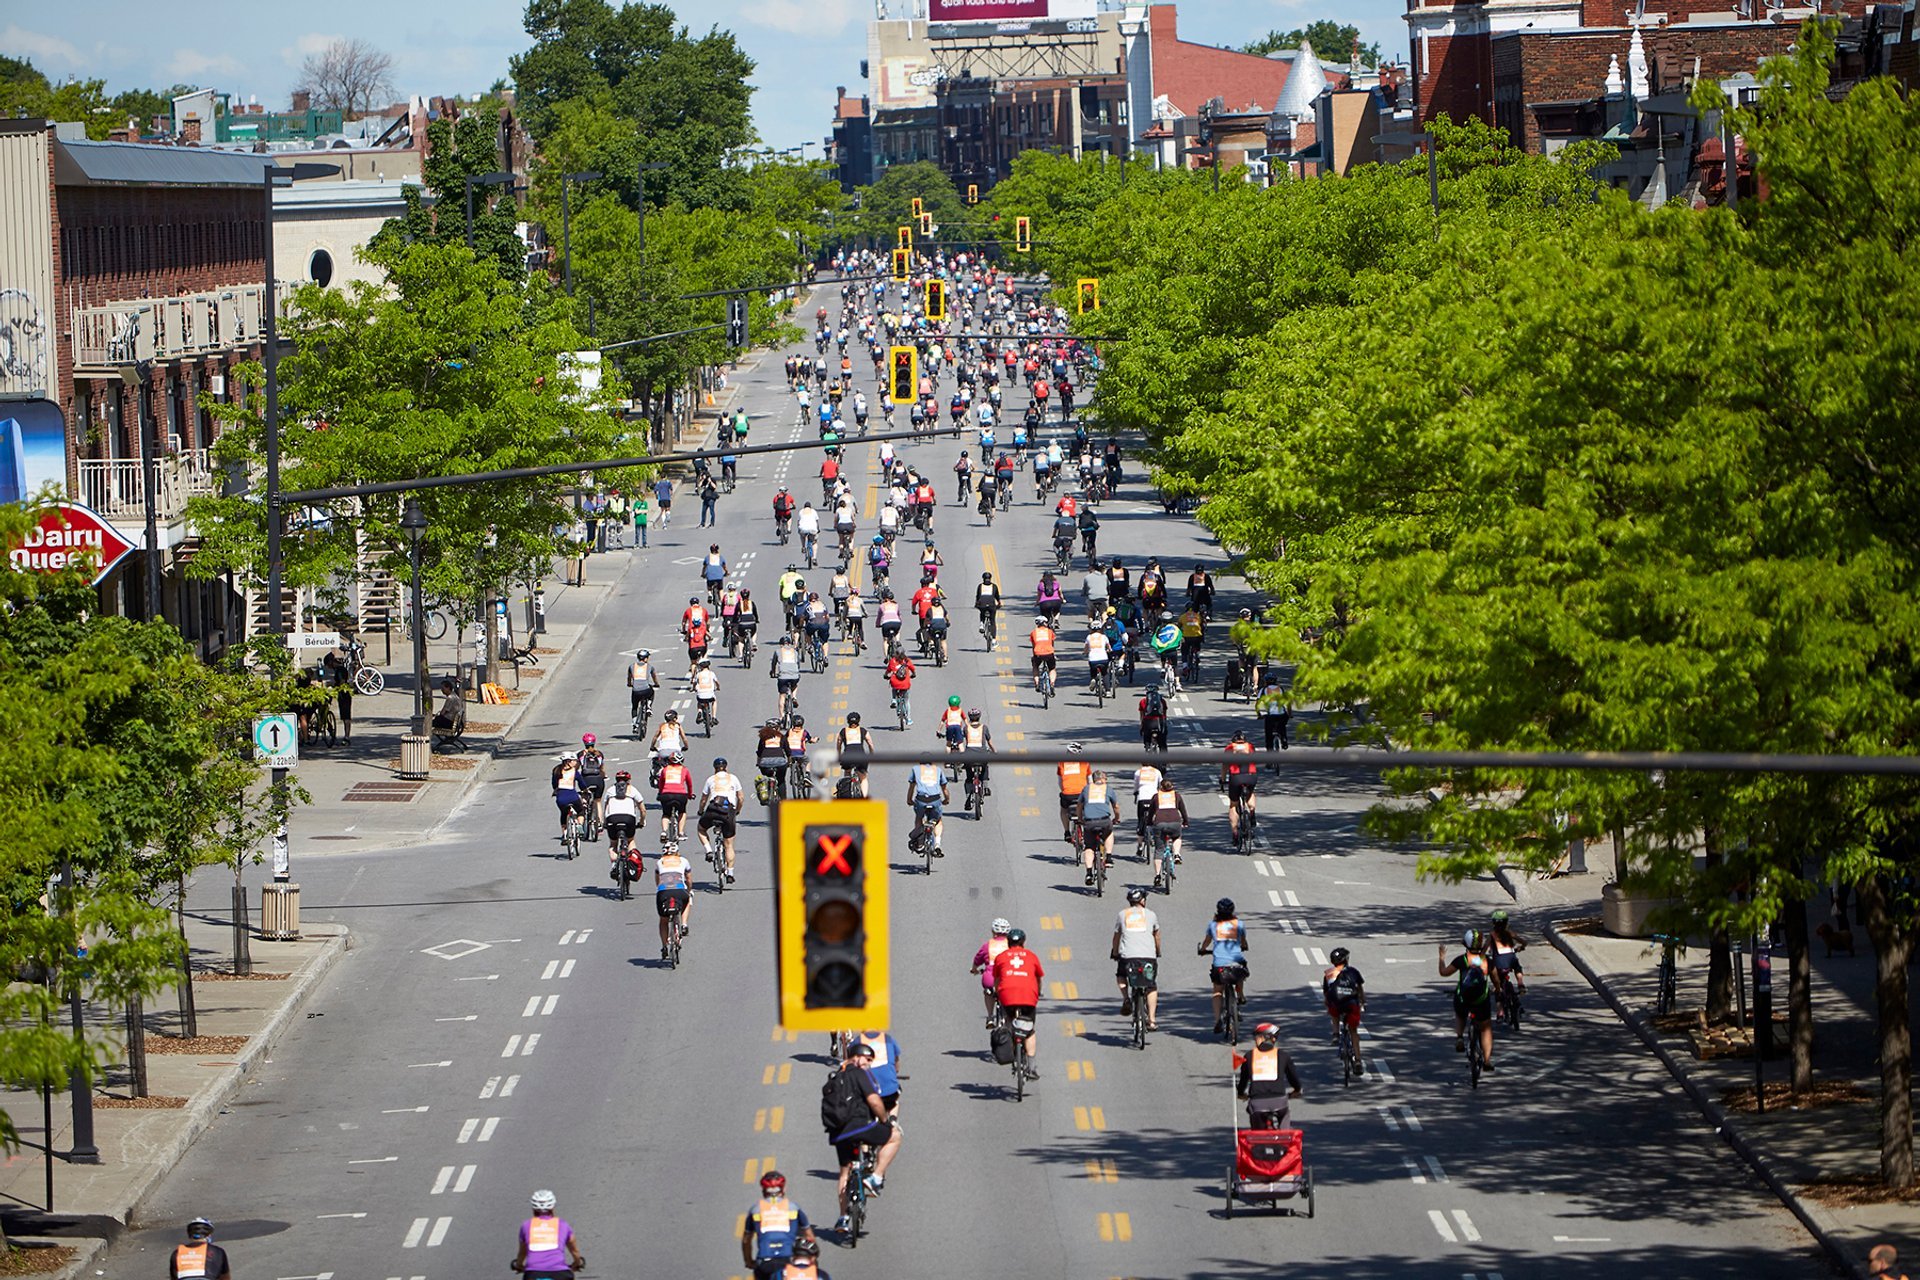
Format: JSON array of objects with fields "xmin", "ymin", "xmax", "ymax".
[
  {"xmin": 72, "ymin": 284, "xmax": 283, "ymax": 371},
  {"xmin": 73, "ymin": 449, "xmax": 220, "ymax": 524}
]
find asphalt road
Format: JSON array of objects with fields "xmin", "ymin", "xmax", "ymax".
[{"xmin": 106, "ymin": 283, "xmax": 1830, "ymax": 1280}]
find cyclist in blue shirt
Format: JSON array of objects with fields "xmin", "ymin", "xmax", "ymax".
[
  {"xmin": 852, "ymin": 1031, "xmax": 903, "ymax": 1113},
  {"xmin": 1199, "ymin": 897, "xmax": 1249, "ymax": 1039},
  {"xmin": 741, "ymin": 1171, "xmax": 815, "ymax": 1279}
]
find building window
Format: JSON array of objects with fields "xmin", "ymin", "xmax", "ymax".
[{"xmin": 309, "ymin": 248, "xmax": 334, "ymax": 288}]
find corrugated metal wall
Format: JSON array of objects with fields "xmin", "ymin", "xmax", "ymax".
[{"xmin": 0, "ymin": 128, "xmax": 55, "ymax": 400}]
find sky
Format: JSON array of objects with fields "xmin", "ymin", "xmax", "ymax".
[{"xmin": 2, "ymin": 0, "xmax": 1410, "ymax": 153}]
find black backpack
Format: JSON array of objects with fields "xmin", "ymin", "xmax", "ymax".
[
  {"xmin": 1144, "ymin": 688, "xmax": 1165, "ymax": 718},
  {"xmin": 820, "ymin": 1066, "xmax": 869, "ymax": 1134},
  {"xmin": 1458, "ymin": 963, "xmax": 1491, "ymax": 1005}
]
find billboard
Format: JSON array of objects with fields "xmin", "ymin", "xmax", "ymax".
[
  {"xmin": 928, "ymin": 0, "xmax": 1094, "ymax": 20},
  {"xmin": 0, "ymin": 399, "xmax": 67, "ymax": 508}
]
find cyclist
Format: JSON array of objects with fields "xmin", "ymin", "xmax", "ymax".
[
  {"xmin": 802, "ymin": 592, "xmax": 833, "ymax": 662},
  {"xmin": 875, "ymin": 589, "xmax": 904, "ymax": 649},
  {"xmin": 990, "ymin": 928, "xmax": 1044, "ymax": 1080},
  {"xmin": 1220, "ymin": 730, "xmax": 1258, "ymax": 846},
  {"xmin": 921, "ymin": 593, "xmax": 952, "ymax": 661},
  {"xmin": 822, "ymin": 1042, "xmax": 901, "ymax": 1233},
  {"xmin": 603, "ymin": 772, "xmax": 644, "ymax": 877},
  {"xmin": 756, "ymin": 720, "xmax": 790, "ymax": 800},
  {"xmin": 1112, "ymin": 887, "xmax": 1162, "ymax": 1029},
  {"xmin": 1138, "ymin": 561, "xmax": 1167, "ymax": 615},
  {"xmin": 514, "ymin": 1189, "xmax": 586, "ymax": 1280},
  {"xmin": 843, "ymin": 585, "xmax": 867, "ymax": 652},
  {"xmin": 1186, "ymin": 563, "xmax": 1216, "ymax": 619},
  {"xmin": 1440, "ymin": 931, "xmax": 1497, "ymax": 1070},
  {"xmin": 742, "ymin": 1171, "xmax": 816, "ymax": 1279},
  {"xmin": 1139, "ymin": 684, "xmax": 1170, "ymax": 751},
  {"xmin": 1076, "ymin": 769, "xmax": 1118, "ymax": 886},
  {"xmin": 783, "ymin": 713, "xmax": 815, "ymax": 782},
  {"xmin": 648, "ymin": 709, "xmax": 689, "ymax": 784},
  {"xmin": 691, "ymin": 657, "xmax": 721, "ymax": 729},
  {"xmin": 970, "ymin": 918, "xmax": 1014, "ymax": 1026},
  {"xmin": 797, "ymin": 502, "xmax": 822, "ymax": 563},
  {"xmin": 1035, "ymin": 571, "xmax": 1065, "ymax": 625},
  {"xmin": 702, "ymin": 544, "xmax": 730, "ymax": 600},
  {"xmin": 1050, "ymin": 511, "xmax": 1076, "ymax": 569},
  {"xmin": 976, "ymin": 466, "xmax": 999, "ymax": 517},
  {"xmin": 1488, "ymin": 909, "xmax": 1527, "ymax": 1003},
  {"xmin": 1235, "ymin": 1023, "xmax": 1303, "ymax": 1130},
  {"xmin": 835, "ymin": 712, "xmax": 875, "ymax": 794},
  {"xmin": 918, "ymin": 540, "xmax": 943, "ymax": 583},
  {"xmin": 574, "ymin": 733, "xmax": 607, "ymax": 833},
  {"xmin": 1027, "ymin": 616, "xmax": 1058, "ymax": 696},
  {"xmin": 1323, "ymin": 946, "xmax": 1366, "ymax": 1043},
  {"xmin": 959, "ymin": 708, "xmax": 994, "ymax": 801},
  {"xmin": 734, "ymin": 589, "xmax": 762, "ymax": 657},
  {"xmin": 1200, "ymin": 898, "xmax": 1250, "ymax": 1039},
  {"xmin": 906, "ymin": 757, "xmax": 948, "ymax": 856},
  {"xmin": 1033, "ymin": 445, "xmax": 1052, "ymax": 494},
  {"xmin": 698, "ymin": 758, "xmax": 745, "ymax": 883},
  {"xmin": 938, "ymin": 695, "xmax": 967, "ymax": 756},
  {"xmin": 769, "ymin": 632, "xmax": 804, "ymax": 718},
  {"xmin": 654, "ymin": 750, "xmax": 694, "ymax": 843},
  {"xmin": 655, "ymin": 837, "xmax": 693, "ymax": 955},
  {"xmin": 1086, "ymin": 624, "xmax": 1113, "ymax": 695},
  {"xmin": 952, "ymin": 450, "xmax": 973, "ymax": 504},
  {"xmin": 833, "ymin": 498, "xmax": 858, "ymax": 558},
  {"xmin": 1077, "ymin": 504, "xmax": 1100, "ymax": 558},
  {"xmin": 170, "ymin": 1217, "xmax": 231, "ymax": 1280},
  {"xmin": 1132, "ymin": 759, "xmax": 1163, "ymax": 848},
  {"xmin": 884, "ymin": 646, "xmax": 916, "ymax": 726},
  {"xmin": 1148, "ymin": 611, "xmax": 1184, "ymax": 688},
  {"xmin": 551, "ymin": 753, "xmax": 584, "ymax": 837},
  {"xmin": 1177, "ymin": 601, "xmax": 1207, "ymax": 679},
  {"xmin": 718, "ymin": 579, "xmax": 744, "ymax": 644},
  {"xmin": 854, "ymin": 1029, "xmax": 903, "ymax": 1115},
  {"xmin": 777, "ymin": 564, "xmax": 805, "ymax": 611},
  {"xmin": 1257, "ymin": 676, "xmax": 1292, "ymax": 750},
  {"xmin": 1104, "ymin": 555, "xmax": 1131, "ymax": 605},
  {"xmin": 992, "ymin": 451, "xmax": 1015, "ymax": 498},
  {"xmin": 784, "ymin": 1235, "xmax": 829, "ymax": 1278},
  {"xmin": 974, "ymin": 571, "xmax": 1002, "ymax": 637},
  {"xmin": 853, "ymin": 389, "xmax": 869, "ymax": 430},
  {"xmin": 627, "ymin": 649, "xmax": 660, "ymax": 726},
  {"xmin": 1056, "ymin": 747, "xmax": 1090, "ymax": 846},
  {"xmin": 683, "ymin": 597, "xmax": 713, "ymax": 664}
]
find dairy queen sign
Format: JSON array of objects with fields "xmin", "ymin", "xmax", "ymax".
[{"xmin": 8, "ymin": 503, "xmax": 138, "ymax": 585}]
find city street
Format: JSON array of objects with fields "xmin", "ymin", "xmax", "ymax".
[{"xmin": 100, "ymin": 310, "xmax": 1829, "ymax": 1280}]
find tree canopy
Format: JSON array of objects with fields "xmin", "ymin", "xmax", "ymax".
[{"xmin": 1242, "ymin": 21, "xmax": 1380, "ymax": 66}]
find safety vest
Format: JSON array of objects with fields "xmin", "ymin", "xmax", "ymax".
[
  {"xmin": 693, "ymin": 670, "xmax": 719, "ymax": 698},
  {"xmin": 173, "ymin": 1244, "xmax": 210, "ymax": 1279},
  {"xmin": 942, "ymin": 708, "xmax": 965, "ymax": 728},
  {"xmin": 1058, "ymin": 760, "xmax": 1089, "ymax": 795},
  {"xmin": 629, "ymin": 660, "xmax": 652, "ymax": 685},
  {"xmin": 912, "ymin": 764, "xmax": 943, "ymax": 797},
  {"xmin": 986, "ymin": 936, "xmax": 1009, "ymax": 964},
  {"xmin": 1180, "ymin": 612, "xmax": 1204, "ymax": 638},
  {"xmin": 754, "ymin": 1197, "xmax": 796, "ymax": 1236},
  {"xmin": 526, "ymin": 1216, "xmax": 562, "ymax": 1251},
  {"xmin": 658, "ymin": 764, "xmax": 692, "ymax": 796},
  {"xmin": 781, "ymin": 1261, "xmax": 819, "ymax": 1278},
  {"xmin": 964, "ymin": 722, "xmax": 986, "ymax": 747},
  {"xmin": 1120, "ymin": 905, "xmax": 1152, "ymax": 935},
  {"xmin": 857, "ymin": 1033, "xmax": 890, "ymax": 1068},
  {"xmin": 1225, "ymin": 742, "xmax": 1255, "ymax": 776},
  {"xmin": 1030, "ymin": 628, "xmax": 1055, "ymax": 657},
  {"xmin": 1250, "ymin": 1044, "xmax": 1281, "ymax": 1082}
]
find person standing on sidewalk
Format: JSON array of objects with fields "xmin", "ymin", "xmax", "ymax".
[
  {"xmin": 605, "ymin": 491, "xmax": 628, "ymax": 548},
  {"xmin": 322, "ymin": 645, "xmax": 354, "ymax": 745},
  {"xmin": 633, "ymin": 493, "xmax": 649, "ymax": 547},
  {"xmin": 653, "ymin": 476, "xmax": 674, "ymax": 527},
  {"xmin": 169, "ymin": 1218, "xmax": 232, "ymax": 1280}
]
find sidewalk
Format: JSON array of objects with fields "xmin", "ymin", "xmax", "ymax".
[
  {"xmin": 1500, "ymin": 847, "xmax": 1918, "ymax": 1280},
  {"xmin": 0, "ymin": 915, "xmax": 348, "ymax": 1276}
]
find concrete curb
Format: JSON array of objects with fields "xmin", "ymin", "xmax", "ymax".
[
  {"xmin": 1544, "ymin": 920, "xmax": 1865, "ymax": 1280},
  {"xmin": 115, "ymin": 926, "xmax": 352, "ymax": 1231},
  {"xmin": 29, "ymin": 1234, "xmax": 104, "ymax": 1280}
]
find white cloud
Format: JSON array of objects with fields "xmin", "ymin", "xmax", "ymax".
[
  {"xmin": 751, "ymin": 0, "xmax": 857, "ymax": 37},
  {"xmin": 1, "ymin": 24, "xmax": 84, "ymax": 71},
  {"xmin": 281, "ymin": 32, "xmax": 341, "ymax": 67},
  {"xmin": 167, "ymin": 49, "xmax": 245, "ymax": 82}
]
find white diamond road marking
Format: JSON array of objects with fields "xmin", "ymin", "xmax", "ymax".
[{"xmin": 421, "ymin": 939, "xmax": 491, "ymax": 961}]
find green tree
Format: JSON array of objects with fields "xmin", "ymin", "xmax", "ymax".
[
  {"xmin": 511, "ymin": 0, "xmax": 756, "ymax": 209},
  {"xmin": 1242, "ymin": 21, "xmax": 1379, "ymax": 65},
  {"xmin": 373, "ymin": 115, "xmax": 528, "ymax": 280},
  {"xmin": 0, "ymin": 57, "xmax": 115, "ymax": 138},
  {"xmin": 850, "ymin": 161, "xmax": 968, "ymax": 251}
]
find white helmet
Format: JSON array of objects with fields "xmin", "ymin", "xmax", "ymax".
[{"xmin": 530, "ymin": 1189, "xmax": 557, "ymax": 1212}]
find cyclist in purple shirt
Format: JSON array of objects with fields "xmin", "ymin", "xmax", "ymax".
[{"xmin": 513, "ymin": 1189, "xmax": 585, "ymax": 1279}]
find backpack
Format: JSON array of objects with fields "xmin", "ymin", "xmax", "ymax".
[
  {"xmin": 989, "ymin": 1021, "xmax": 1016, "ymax": 1066},
  {"xmin": 1144, "ymin": 688, "xmax": 1165, "ymax": 718},
  {"xmin": 1458, "ymin": 963, "xmax": 1491, "ymax": 1005},
  {"xmin": 820, "ymin": 1067, "xmax": 869, "ymax": 1134},
  {"xmin": 1329, "ymin": 967, "xmax": 1361, "ymax": 1001}
]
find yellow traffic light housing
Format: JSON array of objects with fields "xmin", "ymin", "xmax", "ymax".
[
  {"xmin": 897, "ymin": 224, "xmax": 912, "ymax": 250},
  {"xmin": 920, "ymin": 211, "xmax": 933, "ymax": 237},
  {"xmin": 925, "ymin": 278, "xmax": 946, "ymax": 323},
  {"xmin": 1014, "ymin": 216, "xmax": 1031, "ymax": 253},
  {"xmin": 967, "ymin": 183, "xmax": 979, "ymax": 204},
  {"xmin": 891, "ymin": 248, "xmax": 910, "ymax": 283},
  {"xmin": 775, "ymin": 800, "xmax": 891, "ymax": 1032},
  {"xmin": 1077, "ymin": 278, "xmax": 1100, "ymax": 314},
  {"xmin": 911, "ymin": 196, "xmax": 923, "ymax": 218},
  {"xmin": 888, "ymin": 346, "xmax": 917, "ymax": 405}
]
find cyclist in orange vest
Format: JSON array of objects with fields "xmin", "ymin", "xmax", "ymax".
[
  {"xmin": 1028, "ymin": 616, "xmax": 1057, "ymax": 692},
  {"xmin": 169, "ymin": 1218, "xmax": 231, "ymax": 1280},
  {"xmin": 1056, "ymin": 745, "xmax": 1091, "ymax": 846},
  {"xmin": 1220, "ymin": 730, "xmax": 1259, "ymax": 846}
]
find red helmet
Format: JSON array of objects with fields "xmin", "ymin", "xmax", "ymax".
[{"xmin": 759, "ymin": 1171, "xmax": 787, "ymax": 1193}]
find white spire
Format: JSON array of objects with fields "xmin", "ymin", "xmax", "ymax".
[
  {"xmin": 1605, "ymin": 54, "xmax": 1624, "ymax": 96},
  {"xmin": 1273, "ymin": 38, "xmax": 1329, "ymax": 120},
  {"xmin": 1627, "ymin": 22, "xmax": 1649, "ymax": 100}
]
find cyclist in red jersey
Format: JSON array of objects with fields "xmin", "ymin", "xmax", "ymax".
[{"xmin": 990, "ymin": 928, "xmax": 1045, "ymax": 1079}]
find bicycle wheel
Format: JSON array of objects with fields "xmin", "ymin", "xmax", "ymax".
[
  {"xmin": 1013, "ymin": 1051, "xmax": 1027, "ymax": 1102},
  {"xmin": 618, "ymin": 860, "xmax": 631, "ymax": 901},
  {"xmin": 353, "ymin": 666, "xmax": 384, "ymax": 696},
  {"xmin": 1093, "ymin": 850, "xmax": 1106, "ymax": 897},
  {"xmin": 1468, "ymin": 1026, "xmax": 1483, "ymax": 1089},
  {"xmin": 1341, "ymin": 1027, "xmax": 1354, "ymax": 1087},
  {"xmin": 668, "ymin": 915, "xmax": 682, "ymax": 969},
  {"xmin": 971, "ymin": 775, "xmax": 985, "ymax": 821},
  {"xmin": 424, "ymin": 609, "xmax": 449, "ymax": 641},
  {"xmin": 564, "ymin": 824, "xmax": 578, "ymax": 861}
]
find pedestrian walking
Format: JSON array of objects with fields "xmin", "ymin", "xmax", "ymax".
[
  {"xmin": 699, "ymin": 474, "xmax": 720, "ymax": 527},
  {"xmin": 653, "ymin": 476, "xmax": 673, "ymax": 527}
]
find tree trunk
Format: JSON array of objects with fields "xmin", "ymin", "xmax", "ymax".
[
  {"xmin": 1858, "ymin": 875, "xmax": 1914, "ymax": 1188},
  {"xmin": 175, "ymin": 886, "xmax": 197, "ymax": 1039},
  {"xmin": 1704, "ymin": 831, "xmax": 1735, "ymax": 1023},
  {"xmin": 125, "ymin": 996, "xmax": 148, "ymax": 1098},
  {"xmin": 1783, "ymin": 891, "xmax": 1813, "ymax": 1094}
]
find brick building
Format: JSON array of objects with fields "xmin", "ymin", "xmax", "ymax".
[{"xmin": 0, "ymin": 118, "xmax": 271, "ymax": 646}]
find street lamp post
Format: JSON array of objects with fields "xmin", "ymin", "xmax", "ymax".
[
  {"xmin": 401, "ymin": 498, "xmax": 429, "ymax": 737},
  {"xmin": 559, "ymin": 170, "xmax": 602, "ymax": 296},
  {"xmin": 116, "ymin": 360, "xmax": 163, "ymax": 622},
  {"xmin": 464, "ymin": 170, "xmax": 515, "ymax": 249}
]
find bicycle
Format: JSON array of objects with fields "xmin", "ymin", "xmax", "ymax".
[
  {"xmin": 1092, "ymin": 663, "xmax": 1111, "ymax": 706},
  {"xmin": 998, "ymin": 1005, "xmax": 1035, "ymax": 1102},
  {"xmin": 846, "ymin": 1141, "xmax": 878, "ymax": 1246},
  {"xmin": 808, "ymin": 632, "xmax": 828, "ymax": 674},
  {"xmin": 1126, "ymin": 961, "xmax": 1154, "ymax": 1050},
  {"xmin": 343, "ymin": 638, "xmax": 384, "ymax": 696},
  {"xmin": 892, "ymin": 689, "xmax": 910, "ymax": 732},
  {"xmin": 1337, "ymin": 1018, "xmax": 1363, "ymax": 1086},
  {"xmin": 738, "ymin": 628, "xmax": 757, "ymax": 669},
  {"xmin": 664, "ymin": 898, "xmax": 685, "ymax": 969},
  {"xmin": 1495, "ymin": 968, "xmax": 1524, "ymax": 1033},
  {"xmin": 1152, "ymin": 825, "xmax": 1179, "ymax": 894},
  {"xmin": 909, "ymin": 805, "xmax": 937, "ymax": 874},
  {"xmin": 696, "ymin": 699, "xmax": 717, "ymax": 737},
  {"xmin": 803, "ymin": 533, "xmax": 818, "ymax": 570},
  {"xmin": 582, "ymin": 794, "xmax": 603, "ymax": 844},
  {"xmin": 788, "ymin": 756, "xmax": 815, "ymax": 800},
  {"xmin": 1053, "ymin": 539, "xmax": 1072, "ymax": 574},
  {"xmin": 561, "ymin": 806, "xmax": 582, "ymax": 861},
  {"xmin": 1230, "ymin": 790, "xmax": 1257, "ymax": 855},
  {"xmin": 1653, "ymin": 933, "xmax": 1682, "ymax": 1016},
  {"xmin": 776, "ymin": 515, "xmax": 792, "ymax": 546},
  {"xmin": 1466, "ymin": 1011, "xmax": 1488, "ymax": 1089},
  {"xmin": 702, "ymin": 828, "xmax": 727, "ymax": 894},
  {"xmin": 613, "ymin": 835, "xmax": 640, "ymax": 901},
  {"xmin": 1221, "ymin": 979, "xmax": 1242, "ymax": 1045},
  {"xmin": 964, "ymin": 763, "xmax": 987, "ymax": 820},
  {"xmin": 979, "ymin": 608, "xmax": 997, "ymax": 646},
  {"xmin": 1036, "ymin": 663, "xmax": 1054, "ymax": 710},
  {"xmin": 1089, "ymin": 831, "xmax": 1108, "ymax": 898},
  {"xmin": 302, "ymin": 699, "xmax": 337, "ymax": 749},
  {"xmin": 631, "ymin": 695, "xmax": 652, "ymax": 739}
]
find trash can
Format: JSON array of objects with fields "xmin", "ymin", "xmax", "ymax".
[
  {"xmin": 260, "ymin": 882, "xmax": 300, "ymax": 940},
  {"xmin": 400, "ymin": 732, "xmax": 432, "ymax": 781}
]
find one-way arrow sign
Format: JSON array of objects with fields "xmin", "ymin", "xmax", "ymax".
[{"xmin": 254, "ymin": 713, "xmax": 299, "ymax": 767}]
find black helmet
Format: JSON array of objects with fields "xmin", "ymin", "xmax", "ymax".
[
  {"xmin": 1329, "ymin": 947, "xmax": 1350, "ymax": 965},
  {"xmin": 1216, "ymin": 897, "xmax": 1236, "ymax": 917},
  {"xmin": 1125, "ymin": 887, "xmax": 1148, "ymax": 905},
  {"xmin": 1006, "ymin": 927, "xmax": 1027, "ymax": 947}
]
